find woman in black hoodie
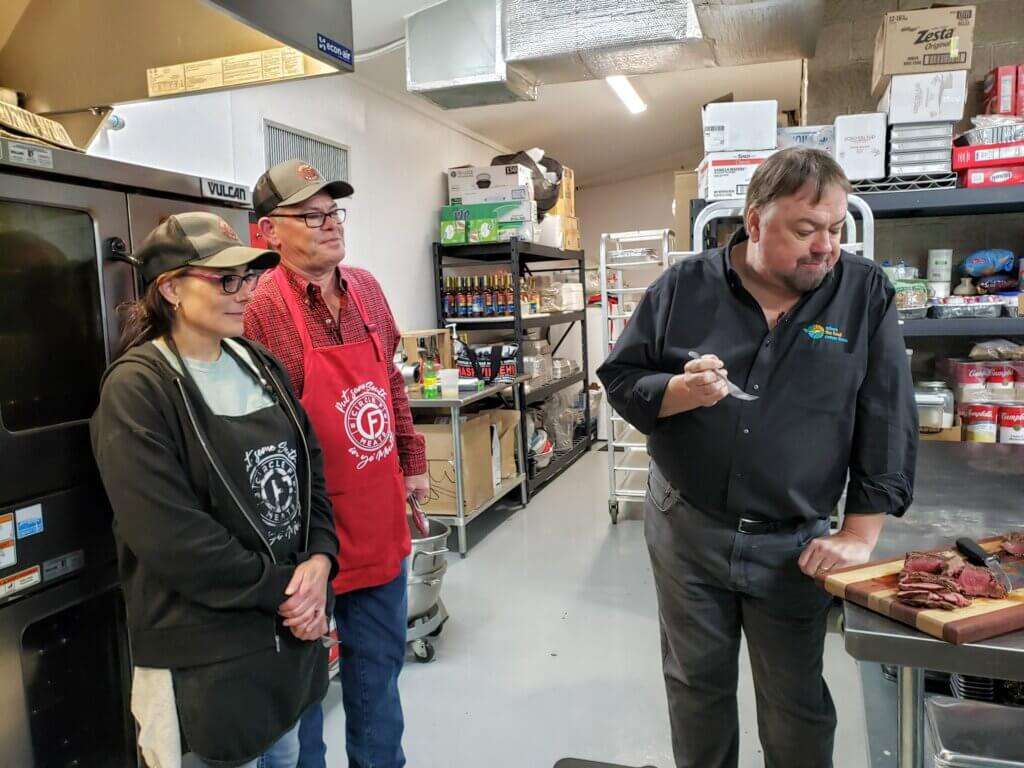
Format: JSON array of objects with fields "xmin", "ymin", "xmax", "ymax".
[{"xmin": 90, "ymin": 213, "xmax": 339, "ymax": 768}]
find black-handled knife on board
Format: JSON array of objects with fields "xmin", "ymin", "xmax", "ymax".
[{"xmin": 956, "ymin": 537, "xmax": 1014, "ymax": 593}]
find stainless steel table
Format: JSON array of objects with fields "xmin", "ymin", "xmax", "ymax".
[
  {"xmin": 407, "ymin": 377, "xmax": 528, "ymax": 555},
  {"xmin": 842, "ymin": 441, "xmax": 1024, "ymax": 768}
]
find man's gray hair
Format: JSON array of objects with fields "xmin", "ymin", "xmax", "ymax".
[{"xmin": 744, "ymin": 148, "xmax": 852, "ymax": 215}]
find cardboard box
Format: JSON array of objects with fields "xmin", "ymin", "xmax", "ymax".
[
  {"xmin": 401, "ymin": 330, "xmax": 454, "ymax": 371},
  {"xmin": 469, "ymin": 219, "xmax": 499, "ymax": 243},
  {"xmin": 449, "ymin": 184, "xmax": 534, "ymax": 205},
  {"xmin": 890, "ymin": 160, "xmax": 952, "ymax": 176},
  {"xmin": 871, "ymin": 6, "xmax": 975, "ymax": 98},
  {"xmin": 888, "ymin": 149, "xmax": 951, "ymax": 164},
  {"xmin": 563, "ymin": 215, "xmax": 581, "ymax": 251},
  {"xmin": 447, "ymin": 164, "xmax": 533, "ymax": 198},
  {"xmin": 890, "ymin": 136, "xmax": 953, "ymax": 153},
  {"xmin": 776, "ymin": 125, "xmax": 834, "ymax": 154},
  {"xmin": 952, "ymin": 140, "xmax": 1024, "ymax": 170},
  {"xmin": 441, "ymin": 200, "xmax": 537, "ymax": 224},
  {"xmin": 673, "ymin": 171, "xmax": 699, "ymax": 249},
  {"xmin": 1018, "ymin": 65, "xmax": 1024, "ymax": 117},
  {"xmin": 891, "ymin": 122, "xmax": 955, "ymax": 140},
  {"xmin": 418, "ymin": 415, "xmax": 494, "ymax": 515},
  {"xmin": 984, "ymin": 65, "xmax": 1018, "ymax": 116},
  {"xmin": 834, "ymin": 113, "xmax": 887, "ymax": 181},
  {"xmin": 697, "ymin": 150, "xmax": 775, "ymax": 200},
  {"xmin": 701, "ymin": 100, "xmax": 778, "ymax": 152},
  {"xmin": 879, "ymin": 70, "xmax": 967, "ymax": 124},
  {"xmin": 549, "ymin": 166, "xmax": 576, "ymax": 218},
  {"xmin": 482, "ymin": 408, "xmax": 520, "ymax": 482},
  {"xmin": 959, "ymin": 165, "xmax": 1024, "ymax": 188},
  {"xmin": 440, "ymin": 220, "xmax": 466, "ymax": 245},
  {"xmin": 921, "ymin": 418, "xmax": 962, "ymax": 442}
]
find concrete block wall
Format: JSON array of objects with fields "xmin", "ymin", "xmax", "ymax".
[{"xmin": 808, "ymin": 0, "xmax": 1024, "ymax": 127}]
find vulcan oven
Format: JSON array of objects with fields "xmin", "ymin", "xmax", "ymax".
[{"xmin": 0, "ymin": 140, "xmax": 250, "ymax": 768}]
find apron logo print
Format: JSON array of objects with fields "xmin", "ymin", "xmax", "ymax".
[
  {"xmin": 244, "ymin": 442, "xmax": 301, "ymax": 544},
  {"xmin": 335, "ymin": 382, "xmax": 395, "ymax": 470}
]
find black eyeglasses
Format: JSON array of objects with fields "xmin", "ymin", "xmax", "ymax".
[
  {"xmin": 269, "ymin": 208, "xmax": 347, "ymax": 228},
  {"xmin": 185, "ymin": 270, "xmax": 262, "ymax": 294}
]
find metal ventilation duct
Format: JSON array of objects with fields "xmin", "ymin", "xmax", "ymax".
[
  {"xmin": 405, "ymin": 0, "xmax": 537, "ymax": 110},
  {"xmin": 405, "ymin": 0, "xmax": 824, "ymax": 109},
  {"xmin": 503, "ymin": 0, "xmax": 713, "ymax": 83}
]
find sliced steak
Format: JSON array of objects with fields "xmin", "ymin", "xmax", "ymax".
[
  {"xmin": 1002, "ymin": 532, "xmax": 1024, "ymax": 557},
  {"xmin": 904, "ymin": 551, "xmax": 946, "ymax": 574},
  {"xmin": 941, "ymin": 553, "xmax": 966, "ymax": 577},
  {"xmin": 955, "ymin": 564, "xmax": 1008, "ymax": 599}
]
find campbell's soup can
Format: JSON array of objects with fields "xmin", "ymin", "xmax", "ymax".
[
  {"xmin": 1012, "ymin": 363, "xmax": 1024, "ymax": 401},
  {"xmin": 999, "ymin": 404, "xmax": 1024, "ymax": 444},
  {"xmin": 986, "ymin": 363, "xmax": 1016, "ymax": 401},
  {"xmin": 953, "ymin": 361, "xmax": 989, "ymax": 403},
  {"xmin": 963, "ymin": 403, "xmax": 999, "ymax": 443}
]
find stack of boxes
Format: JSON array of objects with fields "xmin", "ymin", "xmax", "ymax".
[
  {"xmin": 440, "ymin": 163, "xmax": 579, "ymax": 249},
  {"xmin": 871, "ymin": 6, "xmax": 975, "ymax": 180},
  {"xmin": 955, "ymin": 64, "xmax": 1024, "ymax": 189},
  {"xmin": 442, "ymin": 164, "xmax": 537, "ymax": 245},
  {"xmin": 697, "ymin": 100, "xmax": 778, "ymax": 200}
]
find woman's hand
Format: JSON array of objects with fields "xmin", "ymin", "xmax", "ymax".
[
  {"xmin": 290, "ymin": 614, "xmax": 329, "ymax": 642},
  {"xmin": 278, "ymin": 554, "xmax": 331, "ymax": 635}
]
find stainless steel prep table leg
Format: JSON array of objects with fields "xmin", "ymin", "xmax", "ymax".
[
  {"xmin": 451, "ymin": 404, "xmax": 467, "ymax": 556},
  {"xmin": 897, "ymin": 666, "xmax": 924, "ymax": 768}
]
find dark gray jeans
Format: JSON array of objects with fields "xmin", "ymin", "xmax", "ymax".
[{"xmin": 645, "ymin": 462, "xmax": 836, "ymax": 768}]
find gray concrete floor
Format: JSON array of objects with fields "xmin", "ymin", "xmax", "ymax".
[{"xmin": 322, "ymin": 450, "xmax": 871, "ymax": 767}]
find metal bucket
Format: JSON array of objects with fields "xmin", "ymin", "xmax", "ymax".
[
  {"xmin": 407, "ymin": 516, "xmax": 450, "ymax": 577},
  {"xmin": 408, "ymin": 560, "xmax": 447, "ymax": 620},
  {"xmin": 406, "ymin": 515, "xmax": 450, "ymax": 622}
]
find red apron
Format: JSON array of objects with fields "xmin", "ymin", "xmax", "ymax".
[{"xmin": 272, "ymin": 267, "xmax": 410, "ymax": 594}]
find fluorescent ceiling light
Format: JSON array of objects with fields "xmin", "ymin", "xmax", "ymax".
[{"xmin": 605, "ymin": 76, "xmax": 647, "ymax": 114}]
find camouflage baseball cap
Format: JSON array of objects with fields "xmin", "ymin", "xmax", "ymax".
[
  {"xmin": 134, "ymin": 212, "xmax": 279, "ymax": 284},
  {"xmin": 253, "ymin": 159, "xmax": 354, "ymax": 218}
]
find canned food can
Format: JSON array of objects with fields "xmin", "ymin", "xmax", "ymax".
[
  {"xmin": 964, "ymin": 403, "xmax": 999, "ymax": 443},
  {"xmin": 986, "ymin": 364, "xmax": 1015, "ymax": 401},
  {"xmin": 999, "ymin": 404, "xmax": 1024, "ymax": 444},
  {"xmin": 953, "ymin": 361, "xmax": 989, "ymax": 403}
]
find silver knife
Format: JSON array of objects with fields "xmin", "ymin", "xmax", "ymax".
[
  {"xmin": 687, "ymin": 351, "xmax": 758, "ymax": 401},
  {"xmin": 956, "ymin": 537, "xmax": 1014, "ymax": 593}
]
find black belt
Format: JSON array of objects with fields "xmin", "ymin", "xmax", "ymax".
[{"xmin": 737, "ymin": 517, "xmax": 803, "ymax": 535}]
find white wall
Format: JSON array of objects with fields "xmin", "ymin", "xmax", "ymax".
[
  {"xmin": 90, "ymin": 73, "xmax": 503, "ymax": 331},
  {"xmin": 575, "ymin": 170, "xmax": 676, "ymax": 267}
]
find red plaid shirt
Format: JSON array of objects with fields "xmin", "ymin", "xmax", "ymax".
[{"xmin": 244, "ymin": 264, "xmax": 427, "ymax": 477}]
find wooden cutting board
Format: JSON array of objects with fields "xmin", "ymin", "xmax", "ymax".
[{"xmin": 823, "ymin": 537, "xmax": 1024, "ymax": 645}]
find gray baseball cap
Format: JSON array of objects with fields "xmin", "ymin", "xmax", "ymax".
[
  {"xmin": 253, "ymin": 159, "xmax": 354, "ymax": 218},
  {"xmin": 134, "ymin": 212, "xmax": 279, "ymax": 284}
]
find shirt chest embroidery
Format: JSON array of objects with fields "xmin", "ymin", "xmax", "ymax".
[{"xmin": 802, "ymin": 323, "xmax": 848, "ymax": 345}]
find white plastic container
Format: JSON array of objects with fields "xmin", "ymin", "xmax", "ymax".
[{"xmin": 928, "ymin": 249, "xmax": 954, "ymax": 281}]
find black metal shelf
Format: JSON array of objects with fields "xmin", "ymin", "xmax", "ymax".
[
  {"xmin": 435, "ymin": 239, "xmax": 584, "ymax": 264},
  {"xmin": 442, "ymin": 310, "xmax": 585, "ymax": 331},
  {"xmin": 524, "ymin": 371, "xmax": 585, "ymax": 405},
  {"xmin": 900, "ymin": 317, "xmax": 1024, "ymax": 337},
  {"xmin": 528, "ymin": 435, "xmax": 590, "ymax": 493},
  {"xmin": 690, "ymin": 185, "xmax": 1024, "ymax": 225},
  {"xmin": 857, "ymin": 185, "xmax": 1024, "ymax": 219}
]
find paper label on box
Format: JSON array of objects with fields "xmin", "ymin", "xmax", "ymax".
[
  {"xmin": 15, "ymin": 504, "xmax": 43, "ymax": 538},
  {"xmin": 0, "ymin": 565, "xmax": 40, "ymax": 599},
  {"xmin": 43, "ymin": 550, "xmax": 85, "ymax": 582},
  {"xmin": 0, "ymin": 513, "xmax": 13, "ymax": 544},
  {"xmin": 8, "ymin": 142, "xmax": 53, "ymax": 169},
  {"xmin": 147, "ymin": 64, "xmax": 186, "ymax": 97},
  {"xmin": 703, "ymin": 124, "xmax": 727, "ymax": 152}
]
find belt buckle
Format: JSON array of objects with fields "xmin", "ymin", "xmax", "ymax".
[{"xmin": 738, "ymin": 517, "xmax": 772, "ymax": 534}]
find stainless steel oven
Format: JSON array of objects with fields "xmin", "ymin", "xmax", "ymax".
[{"xmin": 0, "ymin": 140, "xmax": 251, "ymax": 768}]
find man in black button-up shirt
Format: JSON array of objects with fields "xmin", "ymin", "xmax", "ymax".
[{"xmin": 598, "ymin": 149, "xmax": 916, "ymax": 768}]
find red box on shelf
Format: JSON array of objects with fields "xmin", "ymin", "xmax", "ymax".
[
  {"xmin": 983, "ymin": 65, "xmax": 1018, "ymax": 115},
  {"xmin": 1018, "ymin": 65, "xmax": 1024, "ymax": 116},
  {"xmin": 952, "ymin": 140, "xmax": 1024, "ymax": 170},
  {"xmin": 959, "ymin": 165, "xmax": 1024, "ymax": 188}
]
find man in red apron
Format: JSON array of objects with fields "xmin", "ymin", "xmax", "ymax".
[{"xmin": 244, "ymin": 159, "xmax": 427, "ymax": 768}]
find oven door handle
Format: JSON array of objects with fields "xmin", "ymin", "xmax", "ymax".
[{"xmin": 105, "ymin": 236, "xmax": 141, "ymax": 267}]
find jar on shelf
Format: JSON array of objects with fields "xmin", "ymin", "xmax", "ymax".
[{"xmin": 915, "ymin": 381, "xmax": 955, "ymax": 430}]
